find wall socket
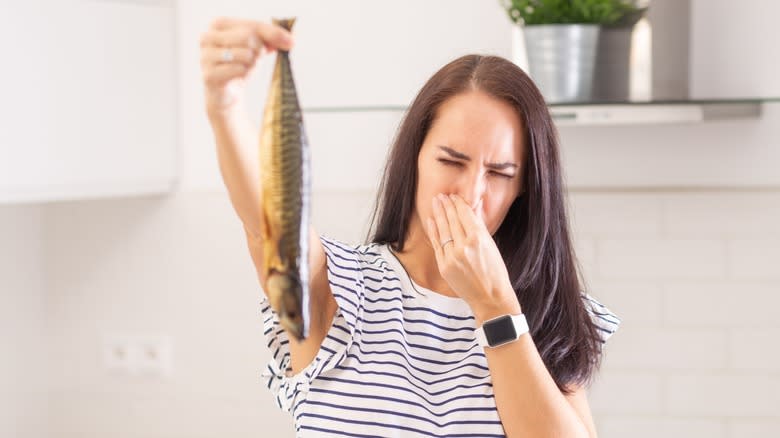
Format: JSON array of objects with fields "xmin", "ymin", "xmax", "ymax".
[{"xmin": 102, "ymin": 334, "xmax": 173, "ymax": 377}]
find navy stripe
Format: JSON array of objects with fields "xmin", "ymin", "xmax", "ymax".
[
  {"xmin": 335, "ymin": 363, "xmax": 490, "ymax": 388},
  {"xmin": 316, "ymin": 375, "xmax": 493, "ymax": 405},
  {"xmin": 359, "ymin": 315, "xmax": 475, "ymax": 333},
  {"xmin": 362, "ymin": 326, "xmax": 475, "ymax": 344},
  {"xmin": 325, "ymin": 251, "xmax": 384, "ymax": 274},
  {"xmin": 595, "ymin": 326, "xmax": 616, "ymax": 335},
  {"xmin": 298, "ymin": 425, "xmax": 383, "ymax": 437},
  {"xmin": 363, "ymin": 284, "xmax": 405, "ymax": 294},
  {"xmin": 361, "ymin": 273, "xmax": 401, "ymax": 284},
  {"xmin": 594, "ymin": 313, "xmax": 621, "ymax": 325},
  {"xmin": 331, "ymin": 286, "xmax": 360, "ymax": 311},
  {"xmin": 360, "ymin": 336, "xmax": 477, "ymax": 356},
  {"xmin": 331, "ymin": 320, "xmax": 351, "ymax": 336},
  {"xmin": 325, "ymin": 332, "xmax": 349, "ymax": 347},
  {"xmin": 344, "ymin": 345, "xmax": 490, "ymax": 380},
  {"xmin": 327, "ymin": 267, "xmax": 364, "ymax": 284},
  {"xmin": 305, "ymin": 398, "xmax": 502, "ymax": 428},
  {"xmin": 352, "ymin": 340, "xmax": 487, "ymax": 369},
  {"xmin": 405, "ymin": 305, "xmax": 475, "ymax": 321},
  {"xmin": 300, "ymin": 413, "xmax": 504, "ymax": 438}
]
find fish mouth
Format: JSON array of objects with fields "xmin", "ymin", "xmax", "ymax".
[
  {"xmin": 266, "ymin": 270, "xmax": 306, "ymax": 340},
  {"xmin": 279, "ymin": 316, "xmax": 305, "ymax": 341}
]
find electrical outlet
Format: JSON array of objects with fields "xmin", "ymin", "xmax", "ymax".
[
  {"xmin": 135, "ymin": 335, "xmax": 172, "ymax": 377},
  {"xmin": 102, "ymin": 335, "xmax": 132, "ymax": 373},
  {"xmin": 102, "ymin": 334, "xmax": 173, "ymax": 377}
]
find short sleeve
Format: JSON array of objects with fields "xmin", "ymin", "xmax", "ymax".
[
  {"xmin": 259, "ymin": 235, "xmax": 366, "ymax": 412},
  {"xmin": 582, "ymin": 293, "xmax": 621, "ymax": 344}
]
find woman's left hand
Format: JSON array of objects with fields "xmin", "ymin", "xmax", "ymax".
[{"xmin": 425, "ymin": 193, "xmax": 521, "ymax": 319}]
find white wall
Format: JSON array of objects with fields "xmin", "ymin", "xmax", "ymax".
[{"xmin": 0, "ymin": 204, "xmax": 47, "ymax": 438}]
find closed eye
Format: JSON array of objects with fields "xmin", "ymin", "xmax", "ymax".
[
  {"xmin": 490, "ymin": 171, "xmax": 514, "ymax": 179},
  {"xmin": 438, "ymin": 158, "xmax": 463, "ymax": 168},
  {"xmin": 437, "ymin": 158, "xmax": 514, "ymax": 179}
]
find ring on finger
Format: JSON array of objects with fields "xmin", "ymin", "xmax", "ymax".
[
  {"xmin": 220, "ymin": 48, "xmax": 234, "ymax": 63},
  {"xmin": 440, "ymin": 238, "xmax": 454, "ymax": 249}
]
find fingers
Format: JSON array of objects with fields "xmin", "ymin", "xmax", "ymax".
[
  {"xmin": 431, "ymin": 195, "xmax": 453, "ymax": 246},
  {"xmin": 448, "ymin": 194, "xmax": 484, "ymax": 236},
  {"xmin": 254, "ymin": 21, "xmax": 295, "ymax": 51},
  {"xmin": 199, "ymin": 16, "xmax": 295, "ymax": 104},
  {"xmin": 202, "ymin": 63, "xmax": 249, "ymax": 89},
  {"xmin": 201, "ymin": 46, "xmax": 255, "ymax": 69},
  {"xmin": 437, "ymin": 194, "xmax": 466, "ymax": 242},
  {"xmin": 201, "ymin": 17, "xmax": 294, "ymax": 52}
]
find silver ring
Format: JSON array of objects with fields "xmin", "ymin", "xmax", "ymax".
[
  {"xmin": 220, "ymin": 49, "xmax": 234, "ymax": 63},
  {"xmin": 440, "ymin": 238, "xmax": 454, "ymax": 248}
]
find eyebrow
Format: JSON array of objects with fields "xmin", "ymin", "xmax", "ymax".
[{"xmin": 437, "ymin": 146, "xmax": 518, "ymax": 171}]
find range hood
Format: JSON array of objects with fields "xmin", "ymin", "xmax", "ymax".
[{"xmin": 511, "ymin": 0, "xmax": 776, "ymax": 124}]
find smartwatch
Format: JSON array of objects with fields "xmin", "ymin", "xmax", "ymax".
[{"xmin": 475, "ymin": 313, "xmax": 529, "ymax": 348}]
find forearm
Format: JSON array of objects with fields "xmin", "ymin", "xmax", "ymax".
[
  {"xmin": 474, "ymin": 301, "xmax": 590, "ymax": 438},
  {"xmin": 207, "ymin": 106, "xmax": 263, "ymax": 238}
]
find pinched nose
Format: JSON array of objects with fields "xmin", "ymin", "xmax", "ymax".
[{"xmin": 471, "ymin": 198, "xmax": 483, "ymax": 213}]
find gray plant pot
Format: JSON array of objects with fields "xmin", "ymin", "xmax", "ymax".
[{"xmin": 523, "ymin": 24, "xmax": 601, "ymax": 103}]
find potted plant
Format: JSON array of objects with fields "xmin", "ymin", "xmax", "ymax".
[{"xmin": 501, "ymin": 0, "xmax": 641, "ymax": 103}]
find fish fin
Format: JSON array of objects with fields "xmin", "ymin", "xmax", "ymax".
[
  {"xmin": 259, "ymin": 202, "xmax": 272, "ymax": 241},
  {"xmin": 272, "ymin": 17, "xmax": 296, "ymax": 32}
]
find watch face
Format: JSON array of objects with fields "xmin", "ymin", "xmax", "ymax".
[{"xmin": 484, "ymin": 315, "xmax": 518, "ymax": 346}]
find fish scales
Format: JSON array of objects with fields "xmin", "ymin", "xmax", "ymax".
[{"xmin": 260, "ymin": 17, "xmax": 310, "ymax": 341}]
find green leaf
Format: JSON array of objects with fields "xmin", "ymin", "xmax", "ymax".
[{"xmin": 501, "ymin": 0, "xmax": 638, "ymax": 25}]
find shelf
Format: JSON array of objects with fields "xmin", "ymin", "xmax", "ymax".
[
  {"xmin": 548, "ymin": 99, "xmax": 778, "ymax": 125},
  {"xmin": 302, "ymin": 98, "xmax": 779, "ymax": 126}
]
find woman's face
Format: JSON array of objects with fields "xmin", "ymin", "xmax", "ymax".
[{"xmin": 414, "ymin": 90, "xmax": 526, "ymax": 236}]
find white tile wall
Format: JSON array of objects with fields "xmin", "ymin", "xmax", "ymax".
[{"xmin": 574, "ymin": 191, "xmax": 780, "ymax": 437}]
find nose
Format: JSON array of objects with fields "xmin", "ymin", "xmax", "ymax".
[{"xmin": 456, "ymin": 170, "xmax": 486, "ymax": 213}]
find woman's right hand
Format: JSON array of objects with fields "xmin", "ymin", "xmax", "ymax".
[{"xmin": 200, "ymin": 17, "xmax": 295, "ymax": 117}]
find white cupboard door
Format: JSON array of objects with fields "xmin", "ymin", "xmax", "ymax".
[{"xmin": 0, "ymin": 1, "xmax": 176, "ymax": 203}]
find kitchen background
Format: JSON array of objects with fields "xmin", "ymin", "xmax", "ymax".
[{"xmin": 2, "ymin": 0, "xmax": 779, "ymax": 437}]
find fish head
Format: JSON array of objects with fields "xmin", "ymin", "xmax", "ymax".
[{"xmin": 266, "ymin": 272, "xmax": 305, "ymax": 339}]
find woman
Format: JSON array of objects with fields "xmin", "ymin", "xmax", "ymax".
[{"xmin": 201, "ymin": 17, "xmax": 620, "ymax": 438}]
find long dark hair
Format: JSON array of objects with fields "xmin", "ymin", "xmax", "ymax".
[{"xmin": 366, "ymin": 54, "xmax": 603, "ymax": 393}]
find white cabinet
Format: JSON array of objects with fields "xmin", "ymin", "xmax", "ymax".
[{"xmin": 0, "ymin": 1, "xmax": 177, "ymax": 203}]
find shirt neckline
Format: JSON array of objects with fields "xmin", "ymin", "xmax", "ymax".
[{"xmin": 378, "ymin": 243, "xmax": 473, "ymax": 316}]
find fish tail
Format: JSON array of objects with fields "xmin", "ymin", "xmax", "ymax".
[{"xmin": 272, "ymin": 17, "xmax": 296, "ymax": 32}]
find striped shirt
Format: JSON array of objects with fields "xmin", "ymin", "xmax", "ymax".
[{"xmin": 260, "ymin": 236, "xmax": 621, "ymax": 437}]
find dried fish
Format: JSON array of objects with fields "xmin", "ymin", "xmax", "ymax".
[{"xmin": 259, "ymin": 17, "xmax": 310, "ymax": 341}]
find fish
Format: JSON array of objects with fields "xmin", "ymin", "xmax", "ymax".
[{"xmin": 259, "ymin": 17, "xmax": 310, "ymax": 341}]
